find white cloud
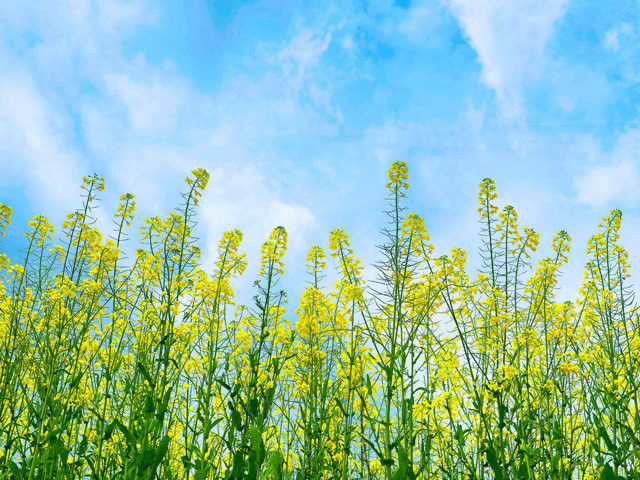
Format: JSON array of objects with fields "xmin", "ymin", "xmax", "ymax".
[
  {"xmin": 557, "ymin": 95, "xmax": 575, "ymax": 112},
  {"xmin": 272, "ymin": 28, "xmax": 342, "ymax": 123},
  {"xmin": 446, "ymin": 0, "xmax": 570, "ymax": 119},
  {"xmin": 277, "ymin": 30, "xmax": 332, "ymax": 89},
  {"xmin": 0, "ymin": 0, "xmax": 156, "ymax": 215},
  {"xmin": 0, "ymin": 72, "xmax": 82, "ymax": 211},
  {"xmin": 604, "ymin": 29, "xmax": 619, "ymax": 52},
  {"xmin": 575, "ymin": 162, "xmax": 640, "ymax": 208},
  {"xmin": 0, "ymin": 0, "xmax": 154, "ymax": 83},
  {"xmin": 104, "ymin": 72, "xmax": 187, "ymax": 134},
  {"xmin": 98, "ymin": 0, "xmax": 152, "ymax": 34},
  {"xmin": 0, "ymin": 0, "xmax": 153, "ymax": 42},
  {"xmin": 399, "ymin": 6, "xmax": 438, "ymax": 39},
  {"xmin": 574, "ymin": 129, "xmax": 640, "ymax": 208}
]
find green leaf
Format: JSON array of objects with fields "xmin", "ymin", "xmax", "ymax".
[
  {"xmin": 394, "ymin": 444, "xmax": 415, "ymax": 480},
  {"xmin": 393, "ymin": 464, "xmax": 407, "ymax": 480},
  {"xmin": 552, "ymin": 422, "xmax": 564, "ymax": 442},
  {"xmin": 454, "ymin": 424, "xmax": 465, "ymax": 447},
  {"xmin": 231, "ymin": 451, "xmax": 245, "ymax": 479},
  {"xmin": 181, "ymin": 454, "xmax": 193, "ymax": 470},
  {"xmin": 249, "ymin": 398, "xmax": 259, "ymax": 418},
  {"xmin": 138, "ymin": 447, "xmax": 157, "ymax": 471},
  {"xmin": 263, "ymin": 450, "xmax": 284, "ymax": 480},
  {"xmin": 335, "ymin": 398, "xmax": 348, "ymax": 417},
  {"xmin": 137, "ymin": 362, "xmax": 155, "ymax": 388},
  {"xmin": 231, "ymin": 409, "xmax": 242, "ymax": 431},
  {"xmin": 232, "ymin": 382, "xmax": 242, "ymax": 398},
  {"xmin": 77, "ymin": 434, "xmax": 89, "ymax": 456},
  {"xmin": 157, "ymin": 387, "xmax": 173, "ymax": 421},
  {"xmin": 102, "ymin": 420, "xmax": 117, "ymax": 441},
  {"xmin": 598, "ymin": 424, "xmax": 617, "ymax": 453},
  {"xmin": 210, "ymin": 416, "xmax": 224, "ymax": 429},
  {"xmin": 361, "ymin": 436, "xmax": 384, "ymax": 459},
  {"xmin": 216, "ymin": 377, "xmax": 232, "ymax": 391},
  {"xmin": 144, "ymin": 395, "xmax": 155, "ymax": 414},
  {"xmin": 484, "ymin": 443, "xmax": 504, "ymax": 480},
  {"xmin": 115, "ymin": 420, "xmax": 137, "ymax": 450},
  {"xmin": 6, "ymin": 460, "xmax": 21, "ymax": 479},
  {"xmin": 68, "ymin": 371, "xmax": 83, "ymax": 389},
  {"xmin": 600, "ymin": 464, "xmax": 620, "ymax": 480},
  {"xmin": 516, "ymin": 461, "xmax": 529, "ymax": 480},
  {"xmin": 154, "ymin": 435, "xmax": 170, "ymax": 469},
  {"xmin": 249, "ymin": 426, "xmax": 265, "ymax": 466}
]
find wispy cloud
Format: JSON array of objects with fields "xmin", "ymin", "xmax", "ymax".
[
  {"xmin": 446, "ymin": 0, "xmax": 570, "ymax": 119},
  {"xmin": 574, "ymin": 128, "xmax": 640, "ymax": 208},
  {"xmin": 104, "ymin": 72, "xmax": 187, "ymax": 135},
  {"xmin": 0, "ymin": 71, "xmax": 81, "ymax": 210}
]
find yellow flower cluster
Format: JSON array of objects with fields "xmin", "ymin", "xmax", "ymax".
[
  {"xmin": 306, "ymin": 245, "xmax": 326, "ymax": 273},
  {"xmin": 25, "ymin": 215, "xmax": 55, "ymax": 246},
  {"xmin": 386, "ymin": 160, "xmax": 409, "ymax": 196},
  {"xmin": 329, "ymin": 228, "xmax": 363, "ymax": 283},
  {"xmin": 115, "ymin": 193, "xmax": 136, "ymax": 227},
  {"xmin": 259, "ymin": 226, "xmax": 287, "ymax": 276},
  {"xmin": 0, "ymin": 204, "xmax": 11, "ymax": 237},
  {"xmin": 478, "ymin": 177, "xmax": 499, "ymax": 218},
  {"xmin": 401, "ymin": 212, "xmax": 433, "ymax": 260},
  {"xmin": 185, "ymin": 167, "xmax": 210, "ymax": 206}
]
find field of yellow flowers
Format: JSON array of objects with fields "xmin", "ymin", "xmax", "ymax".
[{"xmin": 0, "ymin": 162, "xmax": 638, "ymax": 479}]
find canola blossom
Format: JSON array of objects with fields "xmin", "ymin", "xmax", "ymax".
[{"xmin": 0, "ymin": 164, "xmax": 639, "ymax": 479}]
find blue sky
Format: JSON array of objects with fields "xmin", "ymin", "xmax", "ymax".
[{"xmin": 1, "ymin": 0, "xmax": 640, "ymax": 303}]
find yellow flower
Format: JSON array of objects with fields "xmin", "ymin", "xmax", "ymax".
[
  {"xmin": 558, "ymin": 361, "xmax": 579, "ymax": 376},
  {"xmin": 477, "ymin": 177, "xmax": 498, "ymax": 218},
  {"xmin": 306, "ymin": 245, "xmax": 327, "ymax": 273},
  {"xmin": 498, "ymin": 364, "xmax": 517, "ymax": 382},
  {"xmin": 401, "ymin": 212, "xmax": 433, "ymax": 259},
  {"xmin": 0, "ymin": 203, "xmax": 11, "ymax": 236},
  {"xmin": 115, "ymin": 193, "xmax": 136, "ymax": 226},
  {"xmin": 24, "ymin": 215, "xmax": 55, "ymax": 246},
  {"xmin": 387, "ymin": 161, "xmax": 409, "ymax": 196},
  {"xmin": 260, "ymin": 226, "xmax": 287, "ymax": 276}
]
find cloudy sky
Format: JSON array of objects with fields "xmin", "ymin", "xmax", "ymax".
[{"xmin": 1, "ymin": 0, "xmax": 639, "ymax": 303}]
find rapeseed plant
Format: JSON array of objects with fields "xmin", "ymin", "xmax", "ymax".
[{"xmin": 0, "ymin": 163, "xmax": 638, "ymax": 479}]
